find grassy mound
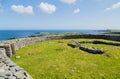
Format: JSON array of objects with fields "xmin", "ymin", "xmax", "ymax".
[{"xmin": 11, "ymin": 39, "xmax": 120, "ymax": 79}]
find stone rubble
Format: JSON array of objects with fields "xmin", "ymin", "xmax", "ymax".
[
  {"xmin": 79, "ymin": 46, "xmax": 104, "ymax": 54},
  {"xmin": 68, "ymin": 41, "xmax": 104, "ymax": 54},
  {"xmin": 68, "ymin": 41, "xmax": 80, "ymax": 48}
]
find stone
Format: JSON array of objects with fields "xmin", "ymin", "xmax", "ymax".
[
  {"xmin": 5, "ymin": 44, "xmax": 12, "ymax": 57},
  {"xmin": 5, "ymin": 70, "xmax": 12, "ymax": 77},
  {"xmin": 68, "ymin": 41, "xmax": 104, "ymax": 54},
  {"xmin": 0, "ymin": 49, "xmax": 6, "ymax": 59},
  {"xmin": 0, "ymin": 61, "xmax": 5, "ymax": 67},
  {"xmin": 14, "ymin": 66, "xmax": 23, "ymax": 72},
  {"xmin": 93, "ymin": 40, "xmax": 120, "ymax": 46},
  {"xmin": 10, "ymin": 44, "xmax": 16, "ymax": 54},
  {"xmin": 0, "ymin": 49, "xmax": 33, "ymax": 79},
  {"xmin": 15, "ymin": 56, "xmax": 21, "ymax": 59},
  {"xmin": 0, "ymin": 77, "xmax": 4, "ymax": 79},
  {"xmin": 79, "ymin": 46, "xmax": 104, "ymax": 54},
  {"xmin": 5, "ymin": 76, "xmax": 16, "ymax": 79},
  {"xmin": 0, "ymin": 69, "xmax": 5, "ymax": 77},
  {"xmin": 7, "ymin": 62, "xmax": 16, "ymax": 67},
  {"xmin": 14, "ymin": 72, "xmax": 25, "ymax": 79},
  {"xmin": 68, "ymin": 41, "xmax": 80, "ymax": 48},
  {"xmin": 0, "ymin": 34, "xmax": 120, "ymax": 79}
]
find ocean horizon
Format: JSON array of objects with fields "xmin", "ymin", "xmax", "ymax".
[{"xmin": 0, "ymin": 30, "xmax": 108, "ymax": 41}]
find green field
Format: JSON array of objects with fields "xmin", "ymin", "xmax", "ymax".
[{"xmin": 11, "ymin": 38, "xmax": 120, "ymax": 79}]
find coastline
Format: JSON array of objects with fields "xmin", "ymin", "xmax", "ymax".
[
  {"xmin": 0, "ymin": 34, "xmax": 120, "ymax": 79},
  {"xmin": 0, "ymin": 30, "xmax": 109, "ymax": 41}
]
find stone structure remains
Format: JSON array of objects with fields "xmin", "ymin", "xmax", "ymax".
[
  {"xmin": 78, "ymin": 40, "xmax": 120, "ymax": 46},
  {"xmin": 79, "ymin": 46, "xmax": 104, "ymax": 54},
  {"xmin": 0, "ymin": 34, "xmax": 120, "ymax": 57},
  {"xmin": 0, "ymin": 34, "xmax": 120, "ymax": 79},
  {"xmin": 67, "ymin": 41, "xmax": 80, "ymax": 48},
  {"xmin": 0, "ymin": 48, "xmax": 32, "ymax": 79},
  {"xmin": 62, "ymin": 34, "xmax": 120, "ymax": 41},
  {"xmin": 92, "ymin": 40, "xmax": 120, "ymax": 46},
  {"xmin": 68, "ymin": 41, "xmax": 104, "ymax": 54},
  {"xmin": 68, "ymin": 39, "xmax": 120, "ymax": 54}
]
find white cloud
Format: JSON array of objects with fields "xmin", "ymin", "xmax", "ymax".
[
  {"xmin": 112, "ymin": 2, "xmax": 120, "ymax": 9},
  {"xmin": 104, "ymin": 2, "xmax": 120, "ymax": 11},
  {"xmin": 39, "ymin": 2, "xmax": 56, "ymax": 14},
  {"xmin": 74, "ymin": 8, "xmax": 80, "ymax": 14},
  {"xmin": 60, "ymin": 0, "xmax": 76, "ymax": 4},
  {"xmin": 11, "ymin": 5, "xmax": 33, "ymax": 15},
  {"xmin": 104, "ymin": 8, "xmax": 111, "ymax": 11}
]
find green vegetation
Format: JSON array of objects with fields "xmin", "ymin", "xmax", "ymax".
[
  {"xmin": 104, "ymin": 30, "xmax": 120, "ymax": 34},
  {"xmin": 8, "ymin": 37, "xmax": 17, "ymax": 40},
  {"xmin": 11, "ymin": 38, "xmax": 120, "ymax": 79},
  {"xmin": 105, "ymin": 32, "xmax": 120, "ymax": 34},
  {"xmin": 35, "ymin": 32, "xmax": 81, "ymax": 36},
  {"xmin": 59, "ymin": 32, "xmax": 81, "ymax": 35}
]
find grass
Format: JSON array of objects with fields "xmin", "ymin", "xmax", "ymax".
[{"xmin": 11, "ymin": 38, "xmax": 120, "ymax": 79}]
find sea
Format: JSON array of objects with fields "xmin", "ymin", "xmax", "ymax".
[{"xmin": 0, "ymin": 30, "xmax": 108, "ymax": 41}]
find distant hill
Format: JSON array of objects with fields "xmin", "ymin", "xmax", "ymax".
[{"xmin": 104, "ymin": 30, "xmax": 120, "ymax": 34}]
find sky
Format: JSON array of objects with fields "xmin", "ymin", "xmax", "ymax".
[{"xmin": 0, "ymin": 0, "xmax": 120, "ymax": 30}]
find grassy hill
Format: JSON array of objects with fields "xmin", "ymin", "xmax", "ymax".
[{"xmin": 11, "ymin": 38, "xmax": 120, "ymax": 79}]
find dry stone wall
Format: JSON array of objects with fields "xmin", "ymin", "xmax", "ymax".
[
  {"xmin": 0, "ymin": 34, "xmax": 120, "ymax": 79},
  {"xmin": 62, "ymin": 34, "xmax": 120, "ymax": 41},
  {"xmin": 0, "ymin": 34, "xmax": 120, "ymax": 53},
  {"xmin": 0, "ymin": 48, "xmax": 32, "ymax": 79},
  {"xmin": 68, "ymin": 41, "xmax": 104, "ymax": 54}
]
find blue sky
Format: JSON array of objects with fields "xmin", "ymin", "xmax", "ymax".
[{"xmin": 0, "ymin": 0, "xmax": 120, "ymax": 30}]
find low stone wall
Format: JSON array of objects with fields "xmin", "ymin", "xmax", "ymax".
[
  {"xmin": 78, "ymin": 40, "xmax": 120, "ymax": 46},
  {"xmin": 0, "ymin": 34, "xmax": 120, "ymax": 52},
  {"xmin": 79, "ymin": 46, "xmax": 104, "ymax": 54},
  {"xmin": 0, "ymin": 34, "xmax": 120, "ymax": 79},
  {"xmin": 67, "ymin": 41, "xmax": 104, "ymax": 54},
  {"xmin": 62, "ymin": 34, "xmax": 120, "ymax": 41},
  {"xmin": 0, "ymin": 48, "xmax": 32, "ymax": 79},
  {"xmin": 0, "ymin": 34, "xmax": 119, "ymax": 55},
  {"xmin": 93, "ymin": 40, "xmax": 120, "ymax": 46},
  {"xmin": 0, "ymin": 36, "xmax": 64, "ymax": 79},
  {"xmin": 0, "ymin": 36, "xmax": 64, "ymax": 52},
  {"xmin": 68, "ymin": 41, "xmax": 80, "ymax": 48}
]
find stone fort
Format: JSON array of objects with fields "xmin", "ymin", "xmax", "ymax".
[{"xmin": 0, "ymin": 34, "xmax": 120, "ymax": 79}]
